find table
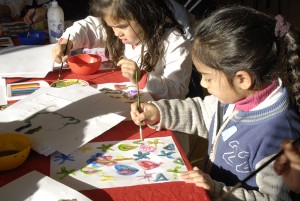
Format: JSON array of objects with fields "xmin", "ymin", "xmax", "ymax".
[{"xmin": 1, "ymin": 69, "xmax": 211, "ymax": 201}]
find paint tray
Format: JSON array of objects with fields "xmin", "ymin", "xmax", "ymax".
[{"xmin": 6, "ymin": 81, "xmax": 49, "ymax": 101}]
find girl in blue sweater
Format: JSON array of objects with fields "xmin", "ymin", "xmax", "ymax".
[{"xmin": 130, "ymin": 6, "xmax": 300, "ymax": 201}]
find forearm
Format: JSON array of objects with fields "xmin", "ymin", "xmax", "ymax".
[
  {"xmin": 61, "ymin": 16, "xmax": 106, "ymax": 50},
  {"xmin": 149, "ymin": 98, "xmax": 209, "ymax": 138}
]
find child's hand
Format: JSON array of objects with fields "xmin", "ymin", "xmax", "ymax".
[
  {"xmin": 24, "ymin": 7, "xmax": 47, "ymax": 24},
  {"xmin": 274, "ymin": 140, "xmax": 300, "ymax": 193},
  {"xmin": 117, "ymin": 58, "xmax": 140, "ymax": 83},
  {"xmin": 52, "ymin": 39, "xmax": 73, "ymax": 64},
  {"xmin": 130, "ymin": 102, "xmax": 160, "ymax": 126},
  {"xmin": 180, "ymin": 167, "xmax": 214, "ymax": 192}
]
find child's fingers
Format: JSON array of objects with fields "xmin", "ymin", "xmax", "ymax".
[
  {"xmin": 130, "ymin": 102, "xmax": 139, "ymax": 112},
  {"xmin": 130, "ymin": 102, "xmax": 141, "ymax": 124},
  {"xmin": 181, "ymin": 172, "xmax": 210, "ymax": 188},
  {"xmin": 180, "ymin": 167, "xmax": 201, "ymax": 179},
  {"xmin": 130, "ymin": 103, "xmax": 148, "ymax": 125},
  {"xmin": 283, "ymin": 142, "xmax": 300, "ymax": 170},
  {"xmin": 274, "ymin": 155, "xmax": 289, "ymax": 175},
  {"xmin": 180, "ymin": 167, "xmax": 213, "ymax": 190}
]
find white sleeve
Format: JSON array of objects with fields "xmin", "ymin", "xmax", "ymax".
[
  {"xmin": 146, "ymin": 30, "xmax": 192, "ymax": 100},
  {"xmin": 60, "ymin": 16, "xmax": 107, "ymax": 50}
]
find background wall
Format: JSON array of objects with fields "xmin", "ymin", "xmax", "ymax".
[{"xmin": 177, "ymin": 0, "xmax": 300, "ymax": 30}]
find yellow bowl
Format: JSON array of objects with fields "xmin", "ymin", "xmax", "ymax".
[{"xmin": 0, "ymin": 133, "xmax": 30, "ymax": 171}]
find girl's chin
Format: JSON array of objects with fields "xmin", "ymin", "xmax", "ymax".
[{"xmin": 122, "ymin": 39, "xmax": 129, "ymax": 44}]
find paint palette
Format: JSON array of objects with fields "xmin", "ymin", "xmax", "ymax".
[
  {"xmin": 6, "ymin": 81, "xmax": 49, "ymax": 101},
  {"xmin": 0, "ymin": 37, "xmax": 14, "ymax": 47},
  {"xmin": 50, "ymin": 79, "xmax": 89, "ymax": 88}
]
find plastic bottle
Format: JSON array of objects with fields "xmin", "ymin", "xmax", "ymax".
[{"xmin": 47, "ymin": 0, "xmax": 64, "ymax": 43}]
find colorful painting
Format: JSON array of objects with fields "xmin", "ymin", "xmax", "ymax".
[
  {"xmin": 50, "ymin": 136, "xmax": 188, "ymax": 190},
  {"xmin": 97, "ymin": 82, "xmax": 154, "ymax": 104}
]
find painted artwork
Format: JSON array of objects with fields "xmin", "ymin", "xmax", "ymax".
[
  {"xmin": 15, "ymin": 111, "xmax": 80, "ymax": 135},
  {"xmin": 50, "ymin": 136, "xmax": 188, "ymax": 190},
  {"xmin": 97, "ymin": 82, "xmax": 154, "ymax": 104},
  {"xmin": 0, "ymin": 86, "xmax": 128, "ymax": 156}
]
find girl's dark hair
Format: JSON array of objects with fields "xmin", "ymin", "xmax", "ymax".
[
  {"xmin": 90, "ymin": 0, "xmax": 184, "ymax": 71},
  {"xmin": 192, "ymin": 5, "xmax": 300, "ymax": 110}
]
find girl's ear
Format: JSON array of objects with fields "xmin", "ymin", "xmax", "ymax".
[{"xmin": 234, "ymin": 71, "xmax": 253, "ymax": 90}]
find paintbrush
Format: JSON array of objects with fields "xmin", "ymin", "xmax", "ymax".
[
  {"xmin": 135, "ymin": 70, "xmax": 143, "ymax": 141},
  {"xmin": 216, "ymin": 136, "xmax": 300, "ymax": 201},
  {"xmin": 57, "ymin": 34, "xmax": 70, "ymax": 81},
  {"xmin": 136, "ymin": 43, "xmax": 145, "ymax": 141},
  {"xmin": 27, "ymin": 7, "xmax": 36, "ymax": 38}
]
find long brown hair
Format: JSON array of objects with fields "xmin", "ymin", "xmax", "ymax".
[
  {"xmin": 90, "ymin": 0, "xmax": 184, "ymax": 71},
  {"xmin": 192, "ymin": 6, "xmax": 300, "ymax": 110}
]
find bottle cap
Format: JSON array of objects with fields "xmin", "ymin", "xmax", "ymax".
[{"xmin": 51, "ymin": 0, "xmax": 58, "ymax": 6}]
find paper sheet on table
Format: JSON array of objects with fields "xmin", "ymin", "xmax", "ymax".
[
  {"xmin": 0, "ymin": 44, "xmax": 60, "ymax": 78},
  {"xmin": 0, "ymin": 85, "xmax": 128, "ymax": 156},
  {"xmin": 0, "ymin": 170, "xmax": 92, "ymax": 201},
  {"xmin": 50, "ymin": 136, "xmax": 188, "ymax": 190},
  {"xmin": 0, "ymin": 77, "xmax": 7, "ymax": 105}
]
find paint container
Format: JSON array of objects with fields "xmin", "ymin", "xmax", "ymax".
[
  {"xmin": 50, "ymin": 79, "xmax": 89, "ymax": 88},
  {"xmin": 6, "ymin": 81, "xmax": 49, "ymax": 101}
]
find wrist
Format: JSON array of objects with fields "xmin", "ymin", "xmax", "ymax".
[{"xmin": 58, "ymin": 38, "xmax": 73, "ymax": 50}]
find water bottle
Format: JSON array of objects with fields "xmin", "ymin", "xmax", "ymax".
[{"xmin": 47, "ymin": 0, "xmax": 64, "ymax": 43}]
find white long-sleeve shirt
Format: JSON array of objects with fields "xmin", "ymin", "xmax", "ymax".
[{"xmin": 61, "ymin": 15, "xmax": 192, "ymax": 100}]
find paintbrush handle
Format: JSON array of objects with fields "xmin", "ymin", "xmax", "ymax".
[
  {"xmin": 135, "ymin": 70, "xmax": 143, "ymax": 140},
  {"xmin": 58, "ymin": 34, "xmax": 70, "ymax": 80},
  {"xmin": 135, "ymin": 71, "xmax": 141, "ymax": 110}
]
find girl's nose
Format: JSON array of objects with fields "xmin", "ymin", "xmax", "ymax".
[
  {"xmin": 200, "ymin": 79, "xmax": 207, "ymax": 89},
  {"xmin": 113, "ymin": 28, "xmax": 123, "ymax": 37}
]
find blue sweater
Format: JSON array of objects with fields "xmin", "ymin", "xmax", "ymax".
[
  {"xmin": 208, "ymin": 87, "xmax": 300, "ymax": 190},
  {"xmin": 151, "ymin": 82, "xmax": 300, "ymax": 200}
]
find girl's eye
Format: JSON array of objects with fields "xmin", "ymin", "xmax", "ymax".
[
  {"xmin": 119, "ymin": 25, "xmax": 128, "ymax": 29},
  {"xmin": 205, "ymin": 78, "xmax": 211, "ymax": 82}
]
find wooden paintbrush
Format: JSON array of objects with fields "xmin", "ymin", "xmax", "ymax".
[
  {"xmin": 135, "ymin": 70, "xmax": 143, "ymax": 141},
  {"xmin": 216, "ymin": 136, "xmax": 300, "ymax": 201},
  {"xmin": 136, "ymin": 43, "xmax": 145, "ymax": 141}
]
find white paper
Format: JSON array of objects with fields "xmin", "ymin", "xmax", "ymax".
[
  {"xmin": 0, "ymin": 77, "xmax": 7, "ymax": 105},
  {"xmin": 0, "ymin": 170, "xmax": 92, "ymax": 201},
  {"xmin": 0, "ymin": 44, "xmax": 56, "ymax": 78},
  {"xmin": 50, "ymin": 136, "xmax": 188, "ymax": 190},
  {"xmin": 0, "ymin": 85, "xmax": 129, "ymax": 155}
]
